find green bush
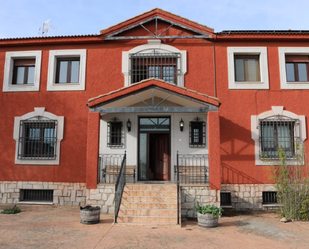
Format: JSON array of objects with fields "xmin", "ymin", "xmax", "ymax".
[
  {"xmin": 269, "ymin": 145, "xmax": 309, "ymax": 220},
  {"xmin": 1, "ymin": 206, "xmax": 21, "ymax": 214},
  {"xmin": 194, "ymin": 202, "xmax": 223, "ymax": 217},
  {"xmin": 299, "ymin": 198, "xmax": 309, "ymax": 220}
]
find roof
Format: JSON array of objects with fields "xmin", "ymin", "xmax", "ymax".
[
  {"xmin": 88, "ymin": 78, "xmax": 219, "ymax": 108},
  {"xmin": 100, "ymin": 8, "xmax": 214, "ymax": 38},
  {"xmin": 218, "ymin": 30, "xmax": 309, "ymax": 35}
]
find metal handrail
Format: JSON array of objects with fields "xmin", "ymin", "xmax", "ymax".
[{"xmin": 114, "ymin": 151, "xmax": 126, "ymax": 223}]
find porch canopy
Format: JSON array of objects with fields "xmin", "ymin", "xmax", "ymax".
[{"xmin": 87, "ymin": 79, "xmax": 219, "ymax": 112}]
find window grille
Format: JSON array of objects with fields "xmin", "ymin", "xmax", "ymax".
[
  {"xmin": 18, "ymin": 119, "xmax": 57, "ymax": 160},
  {"xmin": 259, "ymin": 116, "xmax": 300, "ymax": 160},
  {"xmin": 130, "ymin": 50, "xmax": 180, "ymax": 84},
  {"xmin": 107, "ymin": 117, "xmax": 124, "ymax": 147},
  {"xmin": 262, "ymin": 191, "xmax": 277, "ymax": 204},
  {"xmin": 189, "ymin": 117, "xmax": 206, "ymax": 148},
  {"xmin": 220, "ymin": 192, "xmax": 232, "ymax": 206},
  {"xmin": 20, "ymin": 189, "xmax": 53, "ymax": 202}
]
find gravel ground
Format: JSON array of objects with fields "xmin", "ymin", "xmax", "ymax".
[{"xmin": 0, "ymin": 204, "xmax": 309, "ymax": 249}]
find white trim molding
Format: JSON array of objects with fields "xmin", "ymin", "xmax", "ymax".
[
  {"xmin": 251, "ymin": 106, "xmax": 306, "ymax": 165},
  {"xmin": 13, "ymin": 108, "xmax": 64, "ymax": 165},
  {"xmin": 3, "ymin": 51, "xmax": 42, "ymax": 92},
  {"xmin": 279, "ymin": 47, "xmax": 309, "ymax": 89},
  {"xmin": 227, "ymin": 47, "xmax": 269, "ymax": 89},
  {"xmin": 47, "ymin": 49, "xmax": 87, "ymax": 91},
  {"xmin": 122, "ymin": 40, "xmax": 187, "ymax": 87}
]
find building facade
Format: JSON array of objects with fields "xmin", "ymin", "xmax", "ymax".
[{"xmin": 0, "ymin": 9, "xmax": 307, "ymax": 224}]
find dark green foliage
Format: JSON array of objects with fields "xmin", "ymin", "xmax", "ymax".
[
  {"xmin": 1, "ymin": 205, "xmax": 21, "ymax": 214},
  {"xmin": 194, "ymin": 202, "xmax": 223, "ymax": 217}
]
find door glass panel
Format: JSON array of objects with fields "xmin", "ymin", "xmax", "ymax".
[
  {"xmin": 139, "ymin": 118, "xmax": 170, "ymax": 131},
  {"xmin": 139, "ymin": 133, "xmax": 147, "ymax": 180}
]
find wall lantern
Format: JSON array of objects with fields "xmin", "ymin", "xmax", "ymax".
[
  {"xmin": 126, "ymin": 119, "xmax": 132, "ymax": 132},
  {"xmin": 179, "ymin": 119, "xmax": 184, "ymax": 132}
]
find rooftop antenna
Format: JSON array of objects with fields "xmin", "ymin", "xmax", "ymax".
[{"xmin": 38, "ymin": 19, "xmax": 59, "ymax": 36}]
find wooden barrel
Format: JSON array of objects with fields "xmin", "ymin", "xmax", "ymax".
[
  {"xmin": 80, "ymin": 206, "xmax": 100, "ymax": 224},
  {"xmin": 197, "ymin": 213, "xmax": 218, "ymax": 228}
]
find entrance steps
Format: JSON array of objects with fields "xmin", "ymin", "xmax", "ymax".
[{"xmin": 116, "ymin": 184, "xmax": 180, "ymax": 227}]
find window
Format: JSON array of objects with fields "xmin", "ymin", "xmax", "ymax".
[
  {"xmin": 227, "ymin": 47, "xmax": 269, "ymax": 89},
  {"xmin": 122, "ymin": 40, "xmax": 187, "ymax": 87},
  {"xmin": 189, "ymin": 117, "xmax": 206, "ymax": 147},
  {"xmin": 13, "ymin": 59, "xmax": 35, "ymax": 85},
  {"xmin": 20, "ymin": 189, "xmax": 53, "ymax": 202},
  {"xmin": 262, "ymin": 192, "xmax": 277, "ymax": 204},
  {"xmin": 13, "ymin": 108, "xmax": 64, "ymax": 165},
  {"xmin": 107, "ymin": 118, "xmax": 124, "ymax": 147},
  {"xmin": 251, "ymin": 106, "xmax": 306, "ymax": 165},
  {"xmin": 260, "ymin": 117, "xmax": 298, "ymax": 160},
  {"xmin": 3, "ymin": 51, "xmax": 42, "ymax": 92},
  {"xmin": 279, "ymin": 47, "xmax": 309, "ymax": 89},
  {"xmin": 234, "ymin": 55, "xmax": 260, "ymax": 82},
  {"xmin": 130, "ymin": 51, "xmax": 179, "ymax": 84},
  {"xmin": 220, "ymin": 192, "xmax": 232, "ymax": 206},
  {"xmin": 47, "ymin": 49, "xmax": 86, "ymax": 91},
  {"xmin": 285, "ymin": 55, "xmax": 309, "ymax": 82},
  {"xmin": 18, "ymin": 120, "xmax": 57, "ymax": 159},
  {"xmin": 56, "ymin": 58, "xmax": 80, "ymax": 83}
]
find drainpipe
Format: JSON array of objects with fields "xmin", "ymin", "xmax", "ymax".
[{"xmin": 213, "ymin": 34, "xmax": 217, "ymax": 98}]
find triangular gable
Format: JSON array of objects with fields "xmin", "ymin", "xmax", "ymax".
[
  {"xmin": 101, "ymin": 8, "xmax": 214, "ymax": 40},
  {"xmin": 88, "ymin": 79, "xmax": 219, "ymax": 113}
]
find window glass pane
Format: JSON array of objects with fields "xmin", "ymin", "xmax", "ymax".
[
  {"xmin": 139, "ymin": 118, "xmax": 170, "ymax": 131},
  {"xmin": 286, "ymin": 63, "xmax": 295, "ymax": 82},
  {"xmin": 246, "ymin": 58, "xmax": 259, "ymax": 81},
  {"xmin": 27, "ymin": 66, "xmax": 35, "ymax": 84},
  {"xmin": 162, "ymin": 66, "xmax": 175, "ymax": 83},
  {"xmin": 139, "ymin": 133, "xmax": 147, "ymax": 180},
  {"xmin": 235, "ymin": 59, "xmax": 245, "ymax": 81},
  {"xmin": 16, "ymin": 67, "xmax": 25, "ymax": 84},
  {"xmin": 59, "ymin": 61, "xmax": 68, "ymax": 83},
  {"xmin": 298, "ymin": 63, "xmax": 307, "ymax": 81},
  {"xmin": 70, "ymin": 61, "xmax": 80, "ymax": 83}
]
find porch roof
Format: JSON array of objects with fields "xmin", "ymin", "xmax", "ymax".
[{"xmin": 87, "ymin": 79, "xmax": 220, "ymax": 113}]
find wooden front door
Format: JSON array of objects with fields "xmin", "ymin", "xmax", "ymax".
[{"xmin": 154, "ymin": 134, "xmax": 169, "ymax": 180}]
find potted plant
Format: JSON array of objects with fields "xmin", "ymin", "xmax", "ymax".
[{"xmin": 194, "ymin": 202, "xmax": 223, "ymax": 228}]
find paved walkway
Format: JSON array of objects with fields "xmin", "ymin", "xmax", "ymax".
[{"xmin": 1, "ymin": 204, "xmax": 309, "ymax": 249}]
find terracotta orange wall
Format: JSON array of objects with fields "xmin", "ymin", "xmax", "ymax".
[
  {"xmin": 208, "ymin": 111, "xmax": 221, "ymax": 190},
  {"xmin": 215, "ymin": 40, "xmax": 309, "ymax": 185},
  {"xmin": 86, "ymin": 112, "xmax": 100, "ymax": 189},
  {"xmin": 0, "ymin": 35, "xmax": 214, "ymax": 184},
  {"xmin": 1, "ymin": 30, "xmax": 309, "ymax": 187}
]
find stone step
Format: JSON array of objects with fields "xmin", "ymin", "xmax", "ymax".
[
  {"xmin": 120, "ymin": 202, "xmax": 178, "ymax": 210},
  {"xmin": 118, "ymin": 208, "xmax": 178, "ymax": 216},
  {"xmin": 121, "ymin": 196, "xmax": 177, "ymax": 203},
  {"xmin": 124, "ymin": 185, "xmax": 177, "ymax": 191},
  {"xmin": 116, "ymin": 216, "xmax": 178, "ymax": 224},
  {"xmin": 122, "ymin": 190, "xmax": 177, "ymax": 197},
  {"xmin": 115, "ymin": 223, "xmax": 181, "ymax": 228}
]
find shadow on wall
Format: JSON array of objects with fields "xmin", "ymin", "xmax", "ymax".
[{"xmin": 222, "ymin": 162, "xmax": 263, "ymax": 184}]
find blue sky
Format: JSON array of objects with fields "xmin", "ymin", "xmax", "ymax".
[{"xmin": 1, "ymin": 0, "xmax": 309, "ymax": 38}]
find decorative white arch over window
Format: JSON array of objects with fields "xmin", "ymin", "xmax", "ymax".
[
  {"xmin": 13, "ymin": 108, "xmax": 64, "ymax": 165},
  {"xmin": 251, "ymin": 106, "xmax": 306, "ymax": 165},
  {"xmin": 122, "ymin": 40, "xmax": 187, "ymax": 87}
]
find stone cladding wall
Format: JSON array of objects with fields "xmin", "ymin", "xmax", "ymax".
[{"xmin": 0, "ymin": 181, "xmax": 115, "ymax": 214}]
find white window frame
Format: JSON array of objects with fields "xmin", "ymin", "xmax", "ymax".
[
  {"xmin": 47, "ymin": 49, "xmax": 87, "ymax": 91},
  {"xmin": 227, "ymin": 47, "xmax": 269, "ymax": 89},
  {"xmin": 251, "ymin": 106, "xmax": 306, "ymax": 165},
  {"xmin": 3, "ymin": 51, "xmax": 42, "ymax": 92},
  {"xmin": 13, "ymin": 108, "xmax": 64, "ymax": 165},
  {"xmin": 279, "ymin": 47, "xmax": 309, "ymax": 89},
  {"xmin": 122, "ymin": 40, "xmax": 187, "ymax": 87}
]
